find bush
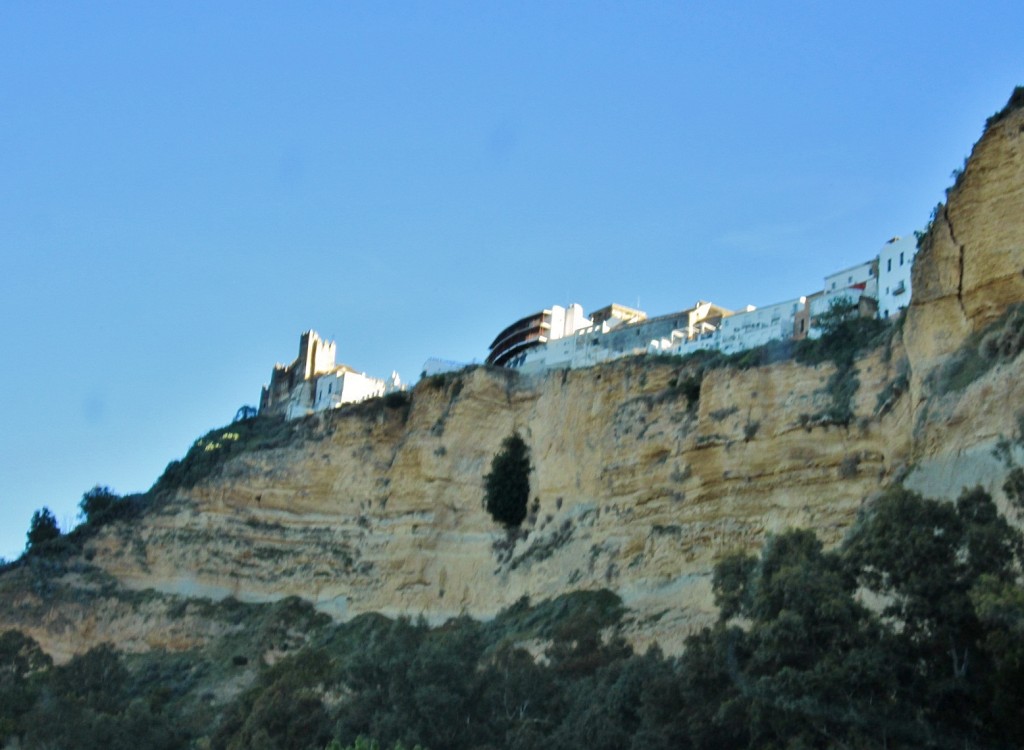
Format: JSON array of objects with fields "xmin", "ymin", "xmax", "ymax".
[
  {"xmin": 483, "ymin": 433, "xmax": 531, "ymax": 527},
  {"xmin": 934, "ymin": 305, "xmax": 1024, "ymax": 395},
  {"xmin": 0, "ymin": 630, "xmax": 52, "ymax": 743},
  {"xmin": 985, "ymin": 85, "xmax": 1024, "ymax": 130},
  {"xmin": 787, "ymin": 301, "xmax": 889, "ymax": 426},
  {"xmin": 156, "ymin": 416, "xmax": 297, "ymax": 491},
  {"xmin": 1004, "ymin": 467, "xmax": 1024, "ymax": 511},
  {"xmin": 382, "ymin": 391, "xmax": 410, "ymax": 409},
  {"xmin": 678, "ymin": 374, "xmax": 702, "ymax": 406},
  {"xmin": 233, "ymin": 405, "xmax": 258, "ymax": 423},
  {"xmin": 79, "ymin": 486, "xmax": 120, "ymax": 525},
  {"xmin": 26, "ymin": 508, "xmax": 60, "ymax": 551}
]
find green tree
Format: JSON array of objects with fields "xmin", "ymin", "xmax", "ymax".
[
  {"xmin": 483, "ymin": 433, "xmax": 531, "ymax": 527},
  {"xmin": 212, "ymin": 648, "xmax": 332, "ymax": 750},
  {"xmin": 843, "ymin": 486, "xmax": 1024, "ymax": 746},
  {"xmin": 234, "ymin": 405, "xmax": 259, "ymax": 422},
  {"xmin": 24, "ymin": 643, "xmax": 183, "ymax": 750},
  {"xmin": 325, "ymin": 739, "xmax": 423, "ymax": 750},
  {"xmin": 26, "ymin": 508, "xmax": 59, "ymax": 551},
  {"xmin": 1003, "ymin": 466, "xmax": 1024, "ymax": 510},
  {"xmin": 813, "ymin": 297, "xmax": 859, "ymax": 335},
  {"xmin": 79, "ymin": 485, "xmax": 120, "ymax": 525},
  {"xmin": 0, "ymin": 630, "xmax": 52, "ymax": 743},
  {"xmin": 707, "ymin": 530, "xmax": 904, "ymax": 748},
  {"xmin": 971, "ymin": 574, "xmax": 1024, "ymax": 744}
]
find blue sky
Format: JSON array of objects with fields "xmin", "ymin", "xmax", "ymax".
[{"xmin": 0, "ymin": 2, "xmax": 1021, "ymax": 560}]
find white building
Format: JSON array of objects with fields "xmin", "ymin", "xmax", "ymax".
[
  {"xmin": 647, "ymin": 331, "xmax": 719, "ymax": 357},
  {"xmin": 822, "ymin": 259, "xmax": 879, "ymax": 297},
  {"xmin": 478, "ymin": 237, "xmax": 912, "ymax": 375},
  {"xmin": 509, "ymin": 301, "xmax": 730, "ymax": 373},
  {"xmin": 808, "ymin": 259, "xmax": 879, "ymax": 335},
  {"xmin": 877, "ymin": 235, "xmax": 916, "ymax": 320},
  {"xmin": 313, "ymin": 368, "xmax": 405, "ymax": 412},
  {"xmin": 260, "ymin": 330, "xmax": 404, "ymax": 420},
  {"xmin": 511, "ymin": 331, "xmax": 582, "ymax": 373},
  {"xmin": 717, "ymin": 297, "xmax": 804, "ymax": 354},
  {"xmin": 487, "ymin": 303, "xmax": 592, "ymax": 368}
]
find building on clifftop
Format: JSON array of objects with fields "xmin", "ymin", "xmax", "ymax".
[
  {"xmin": 260, "ymin": 330, "xmax": 402, "ymax": 420},
  {"xmin": 485, "ymin": 303, "xmax": 592, "ymax": 368}
]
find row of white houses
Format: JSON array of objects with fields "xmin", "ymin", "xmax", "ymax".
[
  {"xmin": 492, "ymin": 235, "xmax": 917, "ymax": 374},
  {"xmin": 262, "ymin": 236, "xmax": 918, "ymax": 411}
]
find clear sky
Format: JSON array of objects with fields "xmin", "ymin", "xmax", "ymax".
[{"xmin": 1, "ymin": 2, "xmax": 1021, "ymax": 561}]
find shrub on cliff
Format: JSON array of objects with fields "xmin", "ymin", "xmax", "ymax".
[
  {"xmin": 25, "ymin": 508, "xmax": 60, "ymax": 551},
  {"xmin": 156, "ymin": 416, "xmax": 297, "ymax": 491},
  {"xmin": 79, "ymin": 485, "xmax": 120, "ymax": 525},
  {"xmin": 483, "ymin": 433, "xmax": 531, "ymax": 527}
]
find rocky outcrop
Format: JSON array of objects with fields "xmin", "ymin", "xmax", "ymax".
[
  {"xmin": 905, "ymin": 88, "xmax": 1024, "ymax": 373},
  {"xmin": 903, "ymin": 87, "xmax": 1024, "ymax": 478}
]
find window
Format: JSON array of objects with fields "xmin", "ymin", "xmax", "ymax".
[
  {"xmin": 900, "ymin": 252, "xmax": 904, "ymax": 266},
  {"xmin": 887, "ymin": 258, "xmax": 892, "ymax": 272}
]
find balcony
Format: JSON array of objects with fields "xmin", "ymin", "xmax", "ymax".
[
  {"xmin": 489, "ymin": 312, "xmax": 551, "ymax": 351},
  {"xmin": 487, "ymin": 332, "xmax": 548, "ymax": 366}
]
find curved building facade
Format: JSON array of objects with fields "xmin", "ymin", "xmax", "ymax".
[{"xmin": 486, "ymin": 304, "xmax": 591, "ymax": 367}]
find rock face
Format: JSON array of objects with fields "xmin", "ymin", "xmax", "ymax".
[
  {"xmin": 905, "ymin": 89, "xmax": 1024, "ymax": 372},
  {"xmin": 81, "ymin": 348, "xmax": 912, "ymax": 653},
  {"xmin": 903, "ymin": 89, "xmax": 1024, "ymax": 481},
  {"xmin": 4, "ymin": 89, "xmax": 1024, "ymax": 660}
]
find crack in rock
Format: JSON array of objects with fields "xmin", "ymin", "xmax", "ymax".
[{"xmin": 943, "ymin": 205, "xmax": 969, "ymax": 320}]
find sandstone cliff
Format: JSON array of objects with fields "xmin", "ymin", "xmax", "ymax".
[
  {"xmin": 3, "ymin": 89, "xmax": 1023, "ymax": 661},
  {"xmin": 77, "ymin": 346, "xmax": 912, "ymax": 655},
  {"xmin": 903, "ymin": 88, "xmax": 1024, "ymax": 494}
]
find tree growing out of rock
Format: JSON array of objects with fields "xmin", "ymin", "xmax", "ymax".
[{"xmin": 484, "ymin": 433, "xmax": 531, "ymax": 527}]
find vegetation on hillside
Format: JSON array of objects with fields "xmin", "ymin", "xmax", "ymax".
[
  {"xmin": 4, "ymin": 480, "xmax": 1024, "ymax": 750},
  {"xmin": 932, "ymin": 303, "xmax": 1024, "ymax": 395},
  {"xmin": 985, "ymin": 85, "xmax": 1024, "ymax": 130},
  {"xmin": 155, "ymin": 415, "xmax": 302, "ymax": 491},
  {"xmin": 11, "ymin": 486, "xmax": 153, "ymax": 567}
]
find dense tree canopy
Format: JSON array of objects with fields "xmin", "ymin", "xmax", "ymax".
[
  {"xmin": 483, "ymin": 433, "xmax": 531, "ymax": 527},
  {"xmin": 691, "ymin": 486, "xmax": 1024, "ymax": 749}
]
